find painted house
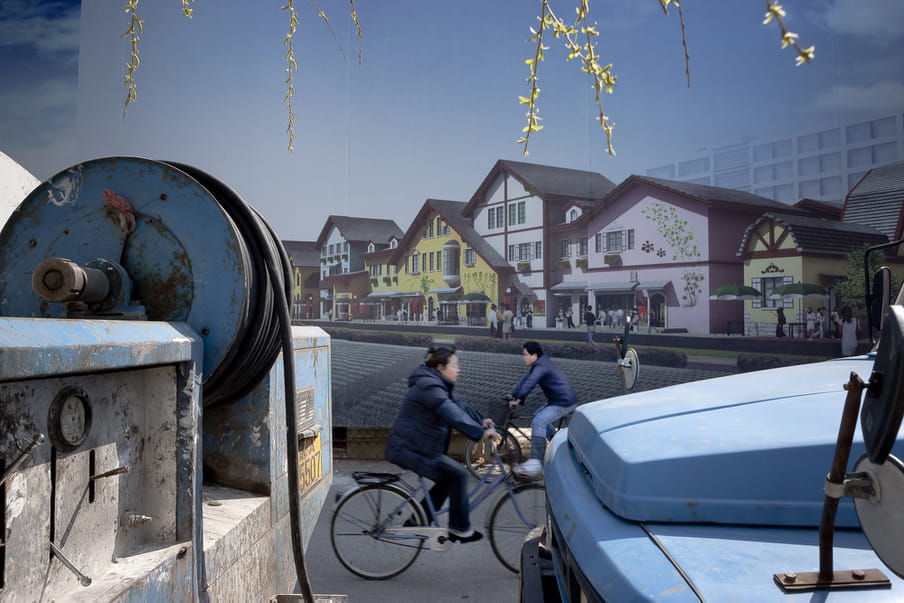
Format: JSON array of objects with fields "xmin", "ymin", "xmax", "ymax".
[
  {"xmin": 389, "ymin": 199, "xmax": 515, "ymax": 325},
  {"xmin": 736, "ymin": 160, "xmax": 904, "ymax": 337},
  {"xmin": 360, "ymin": 236, "xmax": 402, "ymax": 320},
  {"xmin": 316, "ymin": 215, "xmax": 403, "ymax": 320},
  {"xmin": 282, "ymin": 240, "xmax": 322, "ymax": 321},
  {"xmin": 736, "ymin": 211, "xmax": 886, "ymax": 336},
  {"xmin": 462, "ymin": 159, "xmax": 617, "ymax": 325},
  {"xmin": 556, "ymin": 175, "xmax": 813, "ymax": 334}
]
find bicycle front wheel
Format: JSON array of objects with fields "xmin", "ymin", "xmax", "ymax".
[
  {"xmin": 487, "ymin": 483, "xmax": 546, "ymax": 573},
  {"xmin": 464, "ymin": 430, "xmax": 522, "ymax": 481},
  {"xmin": 330, "ymin": 484, "xmax": 425, "ymax": 579}
]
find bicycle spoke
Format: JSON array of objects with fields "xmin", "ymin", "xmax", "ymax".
[
  {"xmin": 331, "ymin": 484, "xmax": 425, "ymax": 579},
  {"xmin": 488, "ymin": 483, "xmax": 547, "ymax": 573}
]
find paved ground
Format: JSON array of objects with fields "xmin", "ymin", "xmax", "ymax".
[
  {"xmin": 330, "ymin": 339, "xmax": 733, "ymax": 427},
  {"xmin": 312, "ymin": 340, "xmax": 737, "ymax": 601},
  {"xmin": 307, "ymin": 459, "xmax": 523, "ymax": 602}
]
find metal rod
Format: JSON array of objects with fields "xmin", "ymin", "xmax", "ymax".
[
  {"xmin": 89, "ymin": 464, "xmax": 129, "ymax": 480},
  {"xmin": 49, "ymin": 541, "xmax": 92, "ymax": 586},
  {"xmin": 0, "ymin": 433, "xmax": 45, "ymax": 487},
  {"xmin": 818, "ymin": 373, "xmax": 865, "ymax": 581}
]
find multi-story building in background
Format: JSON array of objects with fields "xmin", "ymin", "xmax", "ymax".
[
  {"xmin": 283, "ymin": 240, "xmax": 322, "ymax": 321},
  {"xmin": 462, "ymin": 159, "xmax": 617, "ymax": 325},
  {"xmin": 316, "ymin": 215, "xmax": 403, "ymax": 320},
  {"xmin": 646, "ymin": 113, "xmax": 904, "ymax": 204}
]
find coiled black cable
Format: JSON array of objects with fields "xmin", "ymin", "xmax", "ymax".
[{"xmin": 165, "ymin": 162, "xmax": 316, "ymax": 602}]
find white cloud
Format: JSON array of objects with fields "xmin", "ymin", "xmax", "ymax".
[
  {"xmin": 811, "ymin": 81, "xmax": 904, "ymax": 114},
  {"xmin": 824, "ymin": 0, "xmax": 904, "ymax": 40},
  {"xmin": 0, "ymin": 0, "xmax": 80, "ymax": 55}
]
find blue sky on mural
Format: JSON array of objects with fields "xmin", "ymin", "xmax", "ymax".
[{"xmin": 1, "ymin": 0, "xmax": 902, "ymax": 240}]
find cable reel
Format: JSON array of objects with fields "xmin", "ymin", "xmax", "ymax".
[{"xmin": 0, "ymin": 156, "xmax": 290, "ymax": 407}]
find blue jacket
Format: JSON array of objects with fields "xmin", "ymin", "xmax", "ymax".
[
  {"xmin": 385, "ymin": 364, "xmax": 486, "ymax": 480},
  {"xmin": 511, "ymin": 354, "xmax": 577, "ymax": 407}
]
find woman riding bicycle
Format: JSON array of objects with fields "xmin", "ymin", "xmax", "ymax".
[
  {"xmin": 508, "ymin": 341, "xmax": 578, "ymax": 479},
  {"xmin": 385, "ymin": 346, "xmax": 497, "ymax": 543}
]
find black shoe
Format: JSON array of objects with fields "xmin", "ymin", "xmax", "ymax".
[{"xmin": 448, "ymin": 530, "xmax": 483, "ymax": 543}]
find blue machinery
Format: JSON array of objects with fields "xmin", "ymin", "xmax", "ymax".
[{"xmin": 0, "ymin": 157, "xmax": 332, "ymax": 600}]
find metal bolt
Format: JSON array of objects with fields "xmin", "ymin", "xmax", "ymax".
[
  {"xmin": 42, "ymin": 269, "xmax": 63, "ymax": 290},
  {"xmin": 783, "ymin": 572, "xmax": 797, "ymax": 584},
  {"xmin": 853, "ymin": 569, "xmax": 866, "ymax": 580}
]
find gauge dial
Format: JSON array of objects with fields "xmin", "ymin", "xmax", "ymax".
[{"xmin": 48, "ymin": 386, "xmax": 92, "ymax": 450}]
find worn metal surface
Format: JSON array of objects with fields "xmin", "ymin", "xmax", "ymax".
[
  {"xmin": 0, "ymin": 157, "xmax": 248, "ymax": 381},
  {"xmin": 0, "ymin": 317, "xmax": 198, "ymax": 382},
  {"xmin": 201, "ymin": 326, "xmax": 333, "ymax": 598},
  {"xmin": 0, "ymin": 317, "xmax": 202, "ymax": 602}
]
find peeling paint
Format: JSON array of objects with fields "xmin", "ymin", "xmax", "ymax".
[{"xmin": 44, "ymin": 165, "xmax": 83, "ymax": 206}]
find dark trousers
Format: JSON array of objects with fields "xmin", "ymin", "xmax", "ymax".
[{"xmin": 421, "ymin": 455, "xmax": 471, "ymax": 532}]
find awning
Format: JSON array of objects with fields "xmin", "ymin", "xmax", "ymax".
[
  {"xmin": 394, "ymin": 291, "xmax": 423, "ymax": 298},
  {"xmin": 430, "ymin": 286, "xmax": 462, "ymax": 295},
  {"xmin": 636, "ymin": 281, "xmax": 671, "ymax": 294},
  {"xmin": 550, "ymin": 281, "xmax": 588, "ymax": 293},
  {"xmin": 334, "ymin": 293, "xmax": 351, "ymax": 301},
  {"xmin": 508, "ymin": 280, "xmax": 536, "ymax": 298},
  {"xmin": 366, "ymin": 291, "xmax": 397, "ymax": 299},
  {"xmin": 588, "ymin": 282, "xmax": 638, "ymax": 295}
]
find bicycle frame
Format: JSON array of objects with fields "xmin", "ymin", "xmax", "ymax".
[{"xmin": 338, "ymin": 456, "xmax": 527, "ymax": 552}]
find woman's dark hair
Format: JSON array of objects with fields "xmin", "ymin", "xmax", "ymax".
[
  {"xmin": 841, "ymin": 305, "xmax": 853, "ymax": 323},
  {"xmin": 425, "ymin": 346, "xmax": 457, "ymax": 368},
  {"xmin": 522, "ymin": 341, "xmax": 544, "ymax": 357}
]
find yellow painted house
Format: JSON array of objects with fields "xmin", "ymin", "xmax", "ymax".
[{"xmin": 389, "ymin": 199, "xmax": 516, "ymax": 325}]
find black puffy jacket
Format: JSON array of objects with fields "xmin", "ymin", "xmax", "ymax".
[{"xmin": 385, "ymin": 364, "xmax": 485, "ymax": 480}]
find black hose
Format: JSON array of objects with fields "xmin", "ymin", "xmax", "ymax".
[{"xmin": 164, "ymin": 162, "xmax": 315, "ymax": 602}]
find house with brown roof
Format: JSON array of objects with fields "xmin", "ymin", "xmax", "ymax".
[
  {"xmin": 315, "ymin": 215, "xmax": 404, "ymax": 320},
  {"xmin": 461, "ymin": 159, "xmax": 617, "ymax": 324},
  {"xmin": 736, "ymin": 160, "xmax": 904, "ymax": 337},
  {"xmin": 555, "ymin": 175, "xmax": 814, "ymax": 333}
]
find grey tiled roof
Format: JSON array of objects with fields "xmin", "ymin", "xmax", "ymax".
[
  {"xmin": 315, "ymin": 215, "xmax": 404, "ymax": 246},
  {"xmin": 736, "ymin": 212, "xmax": 887, "ymax": 257},
  {"xmin": 843, "ymin": 160, "xmax": 904, "ymax": 240},
  {"xmin": 499, "ymin": 160, "xmax": 617, "ymax": 200},
  {"xmin": 639, "ymin": 176, "xmax": 806, "ymax": 213},
  {"xmin": 282, "ymin": 240, "xmax": 320, "ymax": 266}
]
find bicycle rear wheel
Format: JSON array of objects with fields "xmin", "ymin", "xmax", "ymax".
[
  {"xmin": 464, "ymin": 430, "xmax": 522, "ymax": 481},
  {"xmin": 487, "ymin": 483, "xmax": 546, "ymax": 573},
  {"xmin": 330, "ymin": 484, "xmax": 426, "ymax": 579}
]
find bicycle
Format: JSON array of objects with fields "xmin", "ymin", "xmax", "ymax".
[
  {"xmin": 614, "ymin": 314, "xmax": 640, "ymax": 393},
  {"xmin": 463, "ymin": 396, "xmax": 571, "ymax": 481},
  {"xmin": 330, "ymin": 455, "xmax": 545, "ymax": 578}
]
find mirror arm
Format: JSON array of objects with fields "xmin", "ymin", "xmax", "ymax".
[{"xmin": 864, "ymin": 236, "xmax": 904, "ymax": 340}]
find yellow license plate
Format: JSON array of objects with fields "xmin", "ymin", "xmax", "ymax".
[{"xmin": 298, "ymin": 434, "xmax": 323, "ymax": 494}]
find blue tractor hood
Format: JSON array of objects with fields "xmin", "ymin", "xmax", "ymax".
[{"xmin": 567, "ymin": 355, "xmax": 877, "ymax": 528}]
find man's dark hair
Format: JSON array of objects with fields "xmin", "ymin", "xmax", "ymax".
[{"xmin": 522, "ymin": 341, "xmax": 544, "ymax": 357}]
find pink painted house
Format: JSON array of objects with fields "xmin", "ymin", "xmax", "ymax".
[{"xmin": 553, "ymin": 175, "xmax": 812, "ymax": 333}]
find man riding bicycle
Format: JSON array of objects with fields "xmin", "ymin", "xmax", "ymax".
[{"xmin": 508, "ymin": 341, "xmax": 578, "ymax": 479}]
